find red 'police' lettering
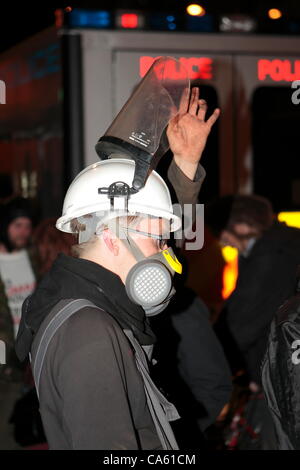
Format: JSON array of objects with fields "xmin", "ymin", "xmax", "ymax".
[
  {"xmin": 140, "ymin": 56, "xmax": 213, "ymax": 80},
  {"xmin": 258, "ymin": 59, "xmax": 300, "ymax": 82}
]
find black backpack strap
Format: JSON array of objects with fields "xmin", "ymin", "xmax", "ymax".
[
  {"xmin": 31, "ymin": 299, "xmax": 100, "ymax": 398},
  {"xmin": 123, "ymin": 329, "xmax": 179, "ymax": 450}
]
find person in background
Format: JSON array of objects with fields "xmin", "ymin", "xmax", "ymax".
[
  {"xmin": 0, "ymin": 197, "xmax": 38, "ymax": 338},
  {"xmin": 206, "ymin": 194, "xmax": 300, "ymax": 449},
  {"xmin": 0, "ymin": 197, "xmax": 38, "ymax": 449},
  {"xmin": 8, "ymin": 218, "xmax": 76, "ymax": 449},
  {"xmin": 261, "ymin": 266, "xmax": 300, "ymax": 449},
  {"xmin": 32, "ymin": 218, "xmax": 75, "ymax": 276}
]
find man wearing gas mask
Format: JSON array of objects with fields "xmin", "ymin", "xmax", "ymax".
[{"xmin": 15, "ymin": 58, "xmax": 220, "ymax": 449}]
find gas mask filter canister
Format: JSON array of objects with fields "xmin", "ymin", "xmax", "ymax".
[{"xmin": 116, "ymin": 225, "xmax": 182, "ymax": 316}]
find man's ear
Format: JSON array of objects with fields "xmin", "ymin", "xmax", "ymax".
[{"xmin": 102, "ymin": 229, "xmax": 119, "ymax": 256}]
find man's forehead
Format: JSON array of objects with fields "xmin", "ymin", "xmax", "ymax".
[{"xmin": 10, "ymin": 216, "xmax": 32, "ymax": 225}]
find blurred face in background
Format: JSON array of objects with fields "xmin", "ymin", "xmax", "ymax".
[
  {"xmin": 220, "ymin": 229, "xmax": 244, "ymax": 252},
  {"xmin": 219, "ymin": 223, "xmax": 260, "ymax": 253},
  {"xmin": 7, "ymin": 217, "xmax": 32, "ymax": 251}
]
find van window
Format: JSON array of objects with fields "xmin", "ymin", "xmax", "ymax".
[{"xmin": 252, "ymin": 86, "xmax": 300, "ymax": 212}]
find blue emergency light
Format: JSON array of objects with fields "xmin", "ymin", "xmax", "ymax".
[
  {"xmin": 68, "ymin": 9, "xmax": 112, "ymax": 28},
  {"xmin": 149, "ymin": 13, "xmax": 179, "ymax": 31}
]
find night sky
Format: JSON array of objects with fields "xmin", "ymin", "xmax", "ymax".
[{"xmin": 0, "ymin": 0, "xmax": 300, "ymax": 53}]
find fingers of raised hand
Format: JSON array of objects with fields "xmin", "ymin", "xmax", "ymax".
[
  {"xmin": 197, "ymin": 99, "xmax": 208, "ymax": 120},
  {"xmin": 178, "ymin": 87, "xmax": 190, "ymax": 114},
  {"xmin": 188, "ymin": 87, "xmax": 199, "ymax": 115},
  {"xmin": 206, "ymin": 108, "xmax": 221, "ymax": 128}
]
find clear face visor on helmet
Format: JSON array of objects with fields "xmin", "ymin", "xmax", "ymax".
[{"xmin": 95, "ymin": 56, "xmax": 190, "ymax": 192}]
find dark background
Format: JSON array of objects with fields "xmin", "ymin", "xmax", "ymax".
[{"xmin": 1, "ymin": 0, "xmax": 300, "ymax": 53}]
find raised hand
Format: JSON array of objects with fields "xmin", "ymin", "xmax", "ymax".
[{"xmin": 167, "ymin": 87, "xmax": 220, "ymax": 180}]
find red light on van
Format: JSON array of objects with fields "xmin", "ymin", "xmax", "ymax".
[
  {"xmin": 121, "ymin": 13, "xmax": 138, "ymax": 28},
  {"xmin": 258, "ymin": 59, "xmax": 300, "ymax": 82},
  {"xmin": 140, "ymin": 56, "xmax": 213, "ymax": 80}
]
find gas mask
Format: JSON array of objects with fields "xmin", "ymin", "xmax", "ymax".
[{"xmin": 117, "ymin": 224, "xmax": 182, "ymax": 316}]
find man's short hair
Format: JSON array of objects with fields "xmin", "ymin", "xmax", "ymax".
[
  {"xmin": 70, "ymin": 214, "xmax": 148, "ymax": 257},
  {"xmin": 205, "ymin": 194, "xmax": 274, "ymax": 238}
]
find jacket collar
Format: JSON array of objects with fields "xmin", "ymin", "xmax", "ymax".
[{"xmin": 52, "ymin": 254, "xmax": 156, "ymax": 345}]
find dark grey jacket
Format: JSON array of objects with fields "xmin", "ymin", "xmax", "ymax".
[
  {"xmin": 17, "ymin": 253, "xmax": 162, "ymax": 449},
  {"xmin": 36, "ymin": 303, "xmax": 161, "ymax": 449}
]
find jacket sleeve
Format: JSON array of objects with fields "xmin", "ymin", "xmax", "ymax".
[
  {"xmin": 167, "ymin": 160, "xmax": 206, "ymax": 249},
  {"xmin": 56, "ymin": 309, "xmax": 142, "ymax": 450},
  {"xmin": 167, "ymin": 159, "xmax": 206, "ymax": 207}
]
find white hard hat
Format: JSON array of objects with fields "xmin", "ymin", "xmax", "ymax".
[{"xmin": 56, "ymin": 159, "xmax": 181, "ymax": 236}]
